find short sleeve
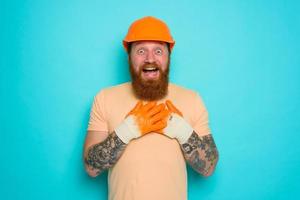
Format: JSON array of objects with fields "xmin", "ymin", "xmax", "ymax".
[
  {"xmin": 87, "ymin": 90, "xmax": 108, "ymax": 132},
  {"xmin": 192, "ymin": 92, "xmax": 211, "ymax": 136}
]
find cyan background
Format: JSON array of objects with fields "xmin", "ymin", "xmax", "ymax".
[{"xmin": 1, "ymin": 0, "xmax": 299, "ymax": 199}]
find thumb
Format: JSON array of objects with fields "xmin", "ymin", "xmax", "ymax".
[{"xmin": 165, "ymin": 100, "xmax": 183, "ymax": 117}]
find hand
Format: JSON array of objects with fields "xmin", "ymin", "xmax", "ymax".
[
  {"xmin": 165, "ymin": 100, "xmax": 183, "ymax": 117},
  {"xmin": 115, "ymin": 101, "xmax": 169, "ymax": 143},
  {"xmin": 129, "ymin": 101, "xmax": 169, "ymax": 135},
  {"xmin": 163, "ymin": 100, "xmax": 194, "ymax": 144}
]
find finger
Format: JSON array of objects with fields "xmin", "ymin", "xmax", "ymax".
[
  {"xmin": 142, "ymin": 101, "xmax": 157, "ymax": 112},
  {"xmin": 156, "ymin": 129, "xmax": 164, "ymax": 134},
  {"xmin": 150, "ymin": 109, "xmax": 170, "ymax": 124},
  {"xmin": 146, "ymin": 103, "xmax": 165, "ymax": 117},
  {"xmin": 132, "ymin": 101, "xmax": 143, "ymax": 111},
  {"xmin": 166, "ymin": 100, "xmax": 183, "ymax": 116},
  {"xmin": 165, "ymin": 100, "xmax": 178, "ymax": 112},
  {"xmin": 126, "ymin": 101, "xmax": 143, "ymax": 117},
  {"xmin": 151, "ymin": 120, "xmax": 167, "ymax": 132}
]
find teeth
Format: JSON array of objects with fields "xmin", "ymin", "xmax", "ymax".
[{"xmin": 144, "ymin": 67, "xmax": 156, "ymax": 70}]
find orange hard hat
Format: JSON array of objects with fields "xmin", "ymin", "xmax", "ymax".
[{"xmin": 123, "ymin": 16, "xmax": 175, "ymax": 52}]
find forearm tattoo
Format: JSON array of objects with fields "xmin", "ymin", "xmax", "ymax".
[
  {"xmin": 181, "ymin": 131, "xmax": 219, "ymax": 176},
  {"xmin": 85, "ymin": 131, "xmax": 127, "ymax": 175}
]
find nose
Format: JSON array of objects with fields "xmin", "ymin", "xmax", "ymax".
[{"xmin": 144, "ymin": 51, "xmax": 155, "ymax": 63}]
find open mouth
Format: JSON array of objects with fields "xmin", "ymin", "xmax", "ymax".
[
  {"xmin": 142, "ymin": 66, "xmax": 160, "ymax": 79},
  {"xmin": 142, "ymin": 67, "xmax": 159, "ymax": 73}
]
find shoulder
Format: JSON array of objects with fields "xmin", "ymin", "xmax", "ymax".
[
  {"xmin": 168, "ymin": 83, "xmax": 207, "ymax": 108},
  {"xmin": 169, "ymin": 82, "xmax": 199, "ymax": 98}
]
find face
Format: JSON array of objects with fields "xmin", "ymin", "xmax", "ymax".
[
  {"xmin": 129, "ymin": 41, "xmax": 170, "ymax": 101},
  {"xmin": 130, "ymin": 41, "xmax": 169, "ymax": 81}
]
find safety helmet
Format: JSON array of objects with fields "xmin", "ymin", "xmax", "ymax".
[{"xmin": 123, "ymin": 16, "xmax": 175, "ymax": 52}]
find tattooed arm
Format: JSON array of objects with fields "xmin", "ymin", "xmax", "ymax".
[
  {"xmin": 83, "ymin": 131, "xmax": 127, "ymax": 177},
  {"xmin": 83, "ymin": 101, "xmax": 169, "ymax": 177},
  {"xmin": 181, "ymin": 131, "xmax": 219, "ymax": 177}
]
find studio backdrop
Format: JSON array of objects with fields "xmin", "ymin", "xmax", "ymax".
[{"xmin": 1, "ymin": 0, "xmax": 299, "ymax": 199}]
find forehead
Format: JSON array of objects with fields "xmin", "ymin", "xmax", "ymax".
[{"xmin": 131, "ymin": 41, "xmax": 168, "ymax": 49}]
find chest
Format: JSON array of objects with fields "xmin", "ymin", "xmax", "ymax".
[{"xmin": 105, "ymin": 96, "xmax": 194, "ymax": 133}]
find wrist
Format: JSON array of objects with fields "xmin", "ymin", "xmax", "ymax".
[
  {"xmin": 164, "ymin": 114, "xmax": 194, "ymax": 144},
  {"xmin": 115, "ymin": 116, "xmax": 140, "ymax": 144}
]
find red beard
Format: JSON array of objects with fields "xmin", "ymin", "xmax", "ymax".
[{"xmin": 129, "ymin": 59, "xmax": 170, "ymax": 101}]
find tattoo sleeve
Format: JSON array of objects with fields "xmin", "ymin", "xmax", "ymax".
[
  {"xmin": 84, "ymin": 131, "xmax": 127, "ymax": 176},
  {"xmin": 181, "ymin": 131, "xmax": 219, "ymax": 177}
]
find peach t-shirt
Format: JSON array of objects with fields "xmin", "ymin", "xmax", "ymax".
[{"xmin": 87, "ymin": 82, "xmax": 211, "ymax": 200}]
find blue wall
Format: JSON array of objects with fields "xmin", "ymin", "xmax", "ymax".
[{"xmin": 1, "ymin": 0, "xmax": 299, "ymax": 199}]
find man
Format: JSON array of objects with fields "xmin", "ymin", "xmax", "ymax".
[{"xmin": 83, "ymin": 16, "xmax": 219, "ymax": 200}]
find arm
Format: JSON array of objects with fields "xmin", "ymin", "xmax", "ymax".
[
  {"xmin": 83, "ymin": 101, "xmax": 168, "ymax": 177},
  {"xmin": 83, "ymin": 130, "xmax": 127, "ymax": 177},
  {"xmin": 180, "ymin": 131, "xmax": 219, "ymax": 177},
  {"xmin": 164, "ymin": 100, "xmax": 219, "ymax": 177}
]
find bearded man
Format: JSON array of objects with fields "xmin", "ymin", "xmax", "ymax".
[{"xmin": 83, "ymin": 16, "xmax": 219, "ymax": 200}]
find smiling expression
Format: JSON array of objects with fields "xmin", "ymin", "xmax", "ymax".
[
  {"xmin": 128, "ymin": 41, "xmax": 170, "ymax": 101},
  {"xmin": 129, "ymin": 41, "xmax": 169, "ymax": 81}
]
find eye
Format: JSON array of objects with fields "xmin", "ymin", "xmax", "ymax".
[
  {"xmin": 137, "ymin": 48, "xmax": 145, "ymax": 55},
  {"xmin": 155, "ymin": 48, "xmax": 163, "ymax": 55}
]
